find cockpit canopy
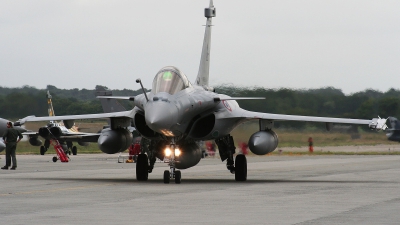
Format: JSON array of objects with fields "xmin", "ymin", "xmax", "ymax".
[{"xmin": 152, "ymin": 66, "xmax": 192, "ymax": 95}]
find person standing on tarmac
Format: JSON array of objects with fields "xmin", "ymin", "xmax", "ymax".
[
  {"xmin": 308, "ymin": 137, "xmax": 314, "ymax": 153},
  {"xmin": 2, "ymin": 122, "xmax": 23, "ymax": 170}
]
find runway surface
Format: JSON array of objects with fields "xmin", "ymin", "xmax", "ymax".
[{"xmin": 1, "ymin": 153, "xmax": 400, "ymax": 225}]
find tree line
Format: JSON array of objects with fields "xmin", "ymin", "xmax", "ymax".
[{"xmin": 0, "ymin": 85, "xmax": 399, "ymax": 129}]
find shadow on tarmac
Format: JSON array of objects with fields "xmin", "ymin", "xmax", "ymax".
[{"xmin": 16, "ymin": 177, "xmax": 398, "ymax": 185}]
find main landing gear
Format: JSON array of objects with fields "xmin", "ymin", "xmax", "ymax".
[
  {"xmin": 40, "ymin": 140, "xmax": 77, "ymax": 156},
  {"xmin": 40, "ymin": 139, "xmax": 51, "ymax": 155},
  {"xmin": 40, "ymin": 146, "xmax": 47, "ymax": 155},
  {"xmin": 72, "ymin": 146, "xmax": 77, "ymax": 155},
  {"xmin": 65, "ymin": 145, "xmax": 78, "ymax": 155},
  {"xmin": 135, "ymin": 136, "xmax": 247, "ymax": 183},
  {"xmin": 234, "ymin": 154, "xmax": 247, "ymax": 181},
  {"xmin": 66, "ymin": 141, "xmax": 78, "ymax": 155},
  {"xmin": 136, "ymin": 154, "xmax": 149, "ymax": 181},
  {"xmin": 216, "ymin": 135, "xmax": 247, "ymax": 181}
]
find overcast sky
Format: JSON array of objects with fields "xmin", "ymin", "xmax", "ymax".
[{"xmin": 1, "ymin": 0, "xmax": 399, "ymax": 94}]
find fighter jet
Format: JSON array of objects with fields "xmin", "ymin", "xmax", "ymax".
[
  {"xmin": 16, "ymin": 0, "xmax": 388, "ymax": 183},
  {"xmin": 23, "ymin": 91, "xmax": 99, "ymax": 155},
  {"xmin": 27, "ymin": 88, "xmax": 135, "ymax": 155},
  {"xmin": 386, "ymin": 117, "xmax": 400, "ymax": 142}
]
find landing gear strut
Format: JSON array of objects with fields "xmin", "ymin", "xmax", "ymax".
[
  {"xmin": 215, "ymin": 135, "xmax": 236, "ymax": 173},
  {"xmin": 40, "ymin": 146, "xmax": 47, "ymax": 155},
  {"xmin": 66, "ymin": 141, "xmax": 78, "ymax": 155},
  {"xmin": 216, "ymin": 134, "xmax": 247, "ymax": 181},
  {"xmin": 40, "ymin": 139, "xmax": 51, "ymax": 155}
]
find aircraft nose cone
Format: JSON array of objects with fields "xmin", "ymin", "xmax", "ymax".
[
  {"xmin": 146, "ymin": 107, "xmax": 171, "ymax": 125},
  {"xmin": 145, "ymin": 102, "xmax": 178, "ymax": 134}
]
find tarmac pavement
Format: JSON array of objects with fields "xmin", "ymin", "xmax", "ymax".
[{"xmin": 1, "ymin": 151, "xmax": 400, "ymax": 225}]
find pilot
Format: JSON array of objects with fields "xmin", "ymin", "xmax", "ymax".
[{"xmin": 2, "ymin": 122, "xmax": 23, "ymax": 170}]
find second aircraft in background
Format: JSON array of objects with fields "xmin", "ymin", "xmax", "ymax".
[{"xmin": 25, "ymin": 87, "xmax": 134, "ymax": 156}]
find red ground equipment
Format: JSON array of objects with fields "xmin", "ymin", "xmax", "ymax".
[
  {"xmin": 308, "ymin": 137, "xmax": 314, "ymax": 153},
  {"xmin": 51, "ymin": 139, "xmax": 69, "ymax": 162},
  {"xmin": 205, "ymin": 141, "xmax": 216, "ymax": 157},
  {"xmin": 239, "ymin": 142, "xmax": 248, "ymax": 155},
  {"xmin": 128, "ymin": 142, "xmax": 141, "ymax": 162}
]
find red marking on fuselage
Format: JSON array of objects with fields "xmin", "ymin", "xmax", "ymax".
[{"xmin": 222, "ymin": 100, "xmax": 232, "ymax": 112}]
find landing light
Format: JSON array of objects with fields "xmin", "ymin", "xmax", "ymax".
[
  {"xmin": 164, "ymin": 147, "xmax": 181, "ymax": 157},
  {"xmin": 175, "ymin": 148, "xmax": 181, "ymax": 157},
  {"xmin": 165, "ymin": 148, "xmax": 172, "ymax": 157}
]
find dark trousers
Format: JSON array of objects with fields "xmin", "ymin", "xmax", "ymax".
[{"xmin": 5, "ymin": 142, "xmax": 17, "ymax": 167}]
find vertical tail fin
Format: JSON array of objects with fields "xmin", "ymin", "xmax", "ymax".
[
  {"xmin": 195, "ymin": 0, "xmax": 216, "ymax": 87},
  {"xmin": 388, "ymin": 117, "xmax": 400, "ymax": 130},
  {"xmin": 95, "ymin": 86, "xmax": 127, "ymax": 113},
  {"xmin": 47, "ymin": 91, "xmax": 56, "ymax": 123},
  {"xmin": 47, "ymin": 91, "xmax": 79, "ymax": 131}
]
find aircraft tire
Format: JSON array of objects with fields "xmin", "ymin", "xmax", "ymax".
[
  {"xmin": 163, "ymin": 170, "xmax": 170, "ymax": 184},
  {"xmin": 136, "ymin": 154, "xmax": 148, "ymax": 181},
  {"xmin": 52, "ymin": 156, "xmax": 58, "ymax": 163},
  {"xmin": 174, "ymin": 170, "xmax": 181, "ymax": 184},
  {"xmin": 72, "ymin": 146, "xmax": 77, "ymax": 155},
  {"xmin": 235, "ymin": 154, "xmax": 247, "ymax": 181},
  {"xmin": 40, "ymin": 146, "xmax": 46, "ymax": 155}
]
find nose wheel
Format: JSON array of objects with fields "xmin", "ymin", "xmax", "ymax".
[
  {"xmin": 163, "ymin": 170, "xmax": 181, "ymax": 184},
  {"xmin": 175, "ymin": 171, "xmax": 181, "ymax": 183}
]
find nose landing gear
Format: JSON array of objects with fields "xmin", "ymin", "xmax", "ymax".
[
  {"xmin": 163, "ymin": 142, "xmax": 181, "ymax": 184},
  {"xmin": 163, "ymin": 170, "xmax": 181, "ymax": 184}
]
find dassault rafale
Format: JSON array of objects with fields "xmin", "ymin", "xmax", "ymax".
[
  {"xmin": 23, "ymin": 90, "xmax": 106, "ymax": 156},
  {"xmin": 24, "ymin": 91, "xmax": 93, "ymax": 155},
  {"xmin": 16, "ymin": 0, "xmax": 388, "ymax": 184},
  {"xmin": 24, "ymin": 88, "xmax": 135, "ymax": 156}
]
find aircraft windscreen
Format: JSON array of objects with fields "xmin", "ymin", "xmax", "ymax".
[{"xmin": 152, "ymin": 67, "xmax": 191, "ymax": 95}]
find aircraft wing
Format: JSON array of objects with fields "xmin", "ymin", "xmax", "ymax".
[
  {"xmin": 57, "ymin": 134, "xmax": 101, "ymax": 143},
  {"xmin": 22, "ymin": 129, "xmax": 100, "ymax": 141},
  {"xmin": 243, "ymin": 110, "xmax": 370, "ymax": 124},
  {"xmin": 16, "ymin": 110, "xmax": 134, "ymax": 125},
  {"xmin": 96, "ymin": 96, "xmax": 135, "ymax": 101},
  {"xmin": 22, "ymin": 131, "xmax": 39, "ymax": 136},
  {"xmin": 223, "ymin": 109, "xmax": 387, "ymax": 130}
]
